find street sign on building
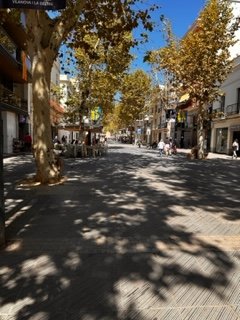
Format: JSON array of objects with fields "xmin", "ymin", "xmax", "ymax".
[
  {"xmin": 0, "ymin": 0, "xmax": 66, "ymax": 10},
  {"xmin": 146, "ymin": 128, "xmax": 151, "ymax": 135}
]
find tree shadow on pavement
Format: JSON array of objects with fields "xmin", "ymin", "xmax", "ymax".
[{"xmin": 1, "ymin": 145, "xmax": 240, "ymax": 319}]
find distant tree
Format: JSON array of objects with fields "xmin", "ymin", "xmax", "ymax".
[
  {"xmin": 147, "ymin": 0, "xmax": 236, "ymax": 158},
  {"xmin": 64, "ymin": 32, "xmax": 134, "ymax": 140},
  {"xmin": 119, "ymin": 70, "xmax": 152, "ymax": 142},
  {"xmin": 103, "ymin": 104, "xmax": 122, "ymax": 135}
]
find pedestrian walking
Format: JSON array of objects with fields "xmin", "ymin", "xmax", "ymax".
[
  {"xmin": 23, "ymin": 132, "xmax": 32, "ymax": 152},
  {"xmin": 171, "ymin": 140, "xmax": 177, "ymax": 155},
  {"xmin": 169, "ymin": 138, "xmax": 173, "ymax": 156},
  {"xmin": 137, "ymin": 139, "xmax": 141, "ymax": 148},
  {"xmin": 61, "ymin": 135, "xmax": 66, "ymax": 144},
  {"xmin": 232, "ymin": 139, "xmax": 239, "ymax": 159},
  {"xmin": 165, "ymin": 141, "xmax": 170, "ymax": 157},
  {"xmin": 180, "ymin": 135, "xmax": 184, "ymax": 148},
  {"xmin": 157, "ymin": 139, "xmax": 165, "ymax": 157}
]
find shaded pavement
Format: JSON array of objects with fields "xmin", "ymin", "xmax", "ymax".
[{"xmin": 1, "ymin": 143, "xmax": 240, "ymax": 320}]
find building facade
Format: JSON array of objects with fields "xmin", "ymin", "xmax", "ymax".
[
  {"xmin": 59, "ymin": 74, "xmax": 79, "ymax": 143},
  {"xmin": 211, "ymin": 55, "xmax": 240, "ymax": 154},
  {"xmin": 0, "ymin": 12, "xmax": 32, "ymax": 154},
  {"xmin": 50, "ymin": 60, "xmax": 64, "ymax": 140},
  {"xmin": 210, "ymin": 0, "xmax": 240, "ymax": 154},
  {"xmin": 175, "ymin": 0, "xmax": 240, "ymax": 153},
  {"xmin": 152, "ymin": 107, "xmax": 176, "ymax": 144},
  {"xmin": 0, "ymin": 12, "xmax": 65, "ymax": 154}
]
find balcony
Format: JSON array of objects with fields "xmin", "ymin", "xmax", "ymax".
[
  {"xmin": 0, "ymin": 12, "xmax": 27, "ymax": 48},
  {"xmin": 0, "ymin": 26, "xmax": 17, "ymax": 58},
  {"xmin": 226, "ymin": 103, "xmax": 239, "ymax": 116},
  {"xmin": 0, "ymin": 26, "xmax": 31, "ymax": 83},
  {"xmin": 0, "ymin": 85, "xmax": 28, "ymax": 115}
]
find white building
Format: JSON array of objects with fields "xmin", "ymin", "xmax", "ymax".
[
  {"xmin": 0, "ymin": 13, "xmax": 31, "ymax": 154},
  {"xmin": 210, "ymin": 0, "xmax": 240, "ymax": 154},
  {"xmin": 59, "ymin": 74, "xmax": 79, "ymax": 143}
]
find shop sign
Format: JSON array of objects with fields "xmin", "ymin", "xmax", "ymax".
[
  {"xmin": 0, "ymin": 0, "xmax": 66, "ymax": 10},
  {"xmin": 146, "ymin": 128, "xmax": 151, "ymax": 135}
]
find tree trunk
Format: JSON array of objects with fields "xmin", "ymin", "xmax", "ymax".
[
  {"xmin": 32, "ymin": 54, "xmax": 60, "ymax": 184},
  {"xmin": 79, "ymin": 93, "xmax": 87, "ymax": 143},
  {"xmin": 24, "ymin": 5, "xmax": 88, "ymax": 183},
  {"xmin": 24, "ymin": 10, "xmax": 65, "ymax": 184},
  {"xmin": 129, "ymin": 127, "xmax": 133, "ymax": 144},
  {"xmin": 0, "ymin": 112, "xmax": 5, "ymax": 246},
  {"xmin": 197, "ymin": 105, "xmax": 205, "ymax": 160}
]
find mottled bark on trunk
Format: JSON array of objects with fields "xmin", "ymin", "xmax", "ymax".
[
  {"xmin": 197, "ymin": 105, "xmax": 205, "ymax": 160},
  {"xmin": 24, "ymin": 5, "xmax": 88, "ymax": 183},
  {"xmin": 25, "ymin": 10, "xmax": 63, "ymax": 184},
  {"xmin": 79, "ymin": 100, "xmax": 85, "ymax": 143},
  {"xmin": 32, "ymin": 55, "xmax": 60, "ymax": 184},
  {"xmin": 0, "ymin": 113, "xmax": 5, "ymax": 246}
]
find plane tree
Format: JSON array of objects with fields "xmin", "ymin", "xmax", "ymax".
[
  {"xmin": 0, "ymin": 0, "xmax": 159, "ymax": 184},
  {"xmin": 146, "ymin": 0, "xmax": 236, "ymax": 158},
  {"xmin": 118, "ymin": 69, "xmax": 152, "ymax": 142},
  {"xmin": 103, "ymin": 104, "xmax": 123, "ymax": 136},
  {"xmin": 63, "ymin": 32, "xmax": 134, "ymax": 140}
]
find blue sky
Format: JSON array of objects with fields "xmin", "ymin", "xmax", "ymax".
[{"xmin": 131, "ymin": 0, "xmax": 206, "ymax": 71}]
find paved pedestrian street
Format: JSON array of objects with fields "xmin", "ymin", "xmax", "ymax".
[{"xmin": 1, "ymin": 143, "xmax": 240, "ymax": 320}]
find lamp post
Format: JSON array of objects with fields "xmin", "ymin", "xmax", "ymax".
[{"xmin": 0, "ymin": 111, "xmax": 5, "ymax": 246}]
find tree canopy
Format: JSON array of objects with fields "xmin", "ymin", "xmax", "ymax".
[
  {"xmin": 118, "ymin": 69, "xmax": 152, "ymax": 128},
  {"xmin": 149, "ymin": 0, "xmax": 236, "ymax": 104},
  {"xmin": 0, "ymin": 0, "xmax": 160, "ymax": 184},
  {"xmin": 146, "ymin": 0, "xmax": 236, "ymax": 158}
]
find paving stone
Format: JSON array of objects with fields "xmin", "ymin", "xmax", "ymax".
[
  {"xmin": 2, "ymin": 146, "xmax": 240, "ymax": 320},
  {"xmin": 180, "ymin": 306, "xmax": 240, "ymax": 320}
]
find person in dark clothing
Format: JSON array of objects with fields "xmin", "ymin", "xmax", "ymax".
[
  {"xmin": 180, "ymin": 135, "xmax": 184, "ymax": 148},
  {"xmin": 24, "ymin": 132, "xmax": 32, "ymax": 152},
  {"xmin": 151, "ymin": 141, "xmax": 158, "ymax": 149},
  {"xmin": 61, "ymin": 135, "xmax": 66, "ymax": 144}
]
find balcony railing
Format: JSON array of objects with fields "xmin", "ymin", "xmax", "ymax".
[
  {"xmin": 0, "ymin": 26, "xmax": 17, "ymax": 59},
  {"xmin": 226, "ymin": 103, "xmax": 239, "ymax": 116},
  {"xmin": 0, "ymin": 85, "xmax": 28, "ymax": 113}
]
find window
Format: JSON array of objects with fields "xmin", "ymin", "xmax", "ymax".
[
  {"xmin": 216, "ymin": 128, "xmax": 228, "ymax": 154},
  {"xmin": 220, "ymin": 95, "xmax": 225, "ymax": 112},
  {"xmin": 237, "ymin": 88, "xmax": 240, "ymax": 112},
  {"xmin": 0, "ymin": 26, "xmax": 16, "ymax": 58}
]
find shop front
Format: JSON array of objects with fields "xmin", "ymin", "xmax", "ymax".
[
  {"xmin": 215, "ymin": 127, "xmax": 228, "ymax": 154},
  {"xmin": 230, "ymin": 125, "xmax": 240, "ymax": 157},
  {"xmin": 211, "ymin": 118, "xmax": 240, "ymax": 155}
]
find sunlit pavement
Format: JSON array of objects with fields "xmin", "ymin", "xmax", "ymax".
[{"xmin": 1, "ymin": 143, "xmax": 240, "ymax": 320}]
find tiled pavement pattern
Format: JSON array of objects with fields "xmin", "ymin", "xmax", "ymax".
[{"xmin": 1, "ymin": 144, "xmax": 240, "ymax": 320}]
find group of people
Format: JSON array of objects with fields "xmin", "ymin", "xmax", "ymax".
[
  {"xmin": 156, "ymin": 138, "xmax": 239, "ymax": 159},
  {"xmin": 157, "ymin": 139, "xmax": 177, "ymax": 157}
]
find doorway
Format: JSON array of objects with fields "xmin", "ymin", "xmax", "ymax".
[{"xmin": 233, "ymin": 131, "xmax": 240, "ymax": 156}]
